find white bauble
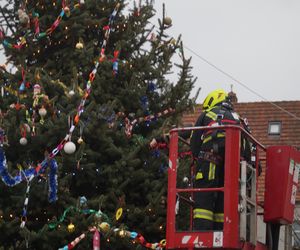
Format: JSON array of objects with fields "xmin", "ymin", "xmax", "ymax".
[
  {"xmin": 183, "ymin": 177, "xmax": 189, "ymax": 183},
  {"xmin": 20, "ymin": 137, "xmax": 27, "ymax": 145},
  {"xmin": 38, "ymin": 107, "xmax": 47, "ymax": 118},
  {"xmin": 69, "ymin": 90, "xmax": 75, "ymax": 96},
  {"xmin": 64, "ymin": 141, "xmax": 76, "ymax": 154}
]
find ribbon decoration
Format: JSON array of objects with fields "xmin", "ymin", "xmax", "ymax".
[
  {"xmin": 0, "ymin": 0, "xmax": 81, "ymax": 49},
  {"xmin": 20, "ymin": 174, "xmax": 34, "ymax": 228},
  {"xmin": 114, "ymin": 229, "xmax": 166, "ymax": 250},
  {"xmin": 48, "ymin": 207, "xmax": 109, "ymax": 230},
  {"xmin": 93, "ymin": 229, "xmax": 100, "ymax": 250},
  {"xmin": 58, "ymin": 233, "xmax": 86, "ymax": 250},
  {"xmin": 120, "ymin": 108, "xmax": 175, "ymax": 138}
]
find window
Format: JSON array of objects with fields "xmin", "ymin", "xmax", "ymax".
[{"xmin": 268, "ymin": 121, "xmax": 281, "ymax": 135}]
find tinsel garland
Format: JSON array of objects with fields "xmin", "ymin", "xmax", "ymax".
[{"xmin": 0, "ymin": 147, "xmax": 58, "ymax": 201}]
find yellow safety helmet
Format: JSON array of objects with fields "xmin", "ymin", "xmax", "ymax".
[{"xmin": 202, "ymin": 89, "xmax": 228, "ymax": 111}]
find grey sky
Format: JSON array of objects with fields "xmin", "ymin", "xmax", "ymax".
[{"xmin": 154, "ymin": 0, "xmax": 300, "ymax": 103}]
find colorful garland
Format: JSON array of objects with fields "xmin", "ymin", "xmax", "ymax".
[
  {"xmin": 0, "ymin": 3, "xmax": 120, "ymax": 186},
  {"xmin": 0, "ymin": 0, "xmax": 81, "ymax": 49}
]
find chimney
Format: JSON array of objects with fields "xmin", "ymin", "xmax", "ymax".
[{"xmin": 228, "ymin": 84, "xmax": 238, "ymax": 104}]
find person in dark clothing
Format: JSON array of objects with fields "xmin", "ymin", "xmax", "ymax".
[{"xmin": 190, "ymin": 89, "xmax": 248, "ymax": 231}]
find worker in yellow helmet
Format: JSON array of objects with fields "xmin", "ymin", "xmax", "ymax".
[{"xmin": 190, "ymin": 89, "xmax": 246, "ymax": 231}]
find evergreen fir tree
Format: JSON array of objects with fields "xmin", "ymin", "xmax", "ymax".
[{"xmin": 0, "ymin": 0, "xmax": 197, "ymax": 249}]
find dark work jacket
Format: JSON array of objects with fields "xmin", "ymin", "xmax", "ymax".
[{"xmin": 190, "ymin": 104, "xmax": 241, "ymax": 157}]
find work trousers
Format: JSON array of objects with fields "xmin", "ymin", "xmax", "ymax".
[{"xmin": 193, "ymin": 146, "xmax": 225, "ymax": 231}]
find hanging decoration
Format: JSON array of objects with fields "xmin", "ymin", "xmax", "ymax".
[
  {"xmin": 67, "ymin": 222, "xmax": 76, "ymax": 233},
  {"xmin": 19, "ymin": 124, "xmax": 28, "ymax": 145},
  {"xmin": 0, "ymin": 0, "xmax": 81, "ymax": 50},
  {"xmin": 93, "ymin": 229, "xmax": 100, "ymax": 250},
  {"xmin": 20, "ymin": 174, "xmax": 34, "ymax": 228},
  {"xmin": 75, "ymin": 38, "xmax": 84, "ymax": 49},
  {"xmin": 118, "ymin": 108, "xmax": 175, "ymax": 138},
  {"xmin": 163, "ymin": 16, "xmax": 172, "ymax": 26},
  {"xmin": 58, "ymin": 233, "xmax": 86, "ymax": 250},
  {"xmin": 111, "ymin": 50, "xmax": 120, "ymax": 75},
  {"xmin": 17, "ymin": 7, "xmax": 30, "ymax": 27}
]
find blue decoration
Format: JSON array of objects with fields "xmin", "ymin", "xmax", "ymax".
[
  {"xmin": 147, "ymin": 81, "xmax": 157, "ymax": 92},
  {"xmin": 80, "ymin": 196, "xmax": 87, "ymax": 205},
  {"xmin": 130, "ymin": 231, "xmax": 138, "ymax": 239},
  {"xmin": 151, "ymin": 149, "xmax": 160, "ymax": 158},
  {"xmin": 140, "ymin": 95, "xmax": 149, "ymax": 115},
  {"xmin": 48, "ymin": 159, "xmax": 58, "ymax": 203},
  {"xmin": 19, "ymin": 81, "xmax": 25, "ymax": 91},
  {"xmin": 0, "ymin": 147, "xmax": 58, "ymax": 202},
  {"xmin": 112, "ymin": 61, "xmax": 118, "ymax": 75}
]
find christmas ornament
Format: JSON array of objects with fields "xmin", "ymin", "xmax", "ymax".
[
  {"xmin": 115, "ymin": 207, "xmax": 123, "ymax": 221},
  {"xmin": 64, "ymin": 6, "xmax": 71, "ymax": 17},
  {"xmin": 20, "ymin": 137, "xmax": 27, "ymax": 145},
  {"xmin": 38, "ymin": 106, "xmax": 47, "ymax": 117},
  {"xmin": 68, "ymin": 222, "xmax": 75, "ymax": 233},
  {"xmin": 68, "ymin": 90, "xmax": 75, "ymax": 96},
  {"xmin": 170, "ymin": 38, "xmax": 176, "ymax": 45},
  {"xmin": 75, "ymin": 41, "xmax": 84, "ymax": 49},
  {"xmin": 17, "ymin": 8, "xmax": 30, "ymax": 26},
  {"xmin": 58, "ymin": 233, "xmax": 86, "ymax": 250},
  {"xmin": 99, "ymin": 222, "xmax": 110, "ymax": 233},
  {"xmin": 64, "ymin": 141, "xmax": 76, "ymax": 154},
  {"xmin": 93, "ymin": 230, "xmax": 100, "ymax": 250},
  {"xmin": 38, "ymin": 106, "xmax": 47, "ymax": 124},
  {"xmin": 183, "ymin": 176, "xmax": 189, "ymax": 183},
  {"xmin": 33, "ymin": 84, "xmax": 41, "ymax": 96},
  {"xmin": 163, "ymin": 16, "xmax": 172, "ymax": 26},
  {"xmin": 79, "ymin": 196, "xmax": 87, "ymax": 206},
  {"xmin": 118, "ymin": 229, "xmax": 126, "ymax": 238},
  {"xmin": 77, "ymin": 137, "xmax": 84, "ymax": 144}
]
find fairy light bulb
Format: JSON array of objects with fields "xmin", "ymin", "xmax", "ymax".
[{"xmin": 119, "ymin": 229, "xmax": 126, "ymax": 238}]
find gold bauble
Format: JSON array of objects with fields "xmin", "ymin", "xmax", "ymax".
[
  {"xmin": 163, "ymin": 17, "xmax": 172, "ymax": 26},
  {"xmin": 76, "ymin": 41, "xmax": 84, "ymax": 49},
  {"xmin": 99, "ymin": 222, "xmax": 110, "ymax": 233},
  {"xmin": 77, "ymin": 137, "xmax": 84, "ymax": 144},
  {"xmin": 67, "ymin": 222, "xmax": 75, "ymax": 233}
]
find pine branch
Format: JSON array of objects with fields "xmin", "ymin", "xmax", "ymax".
[{"xmin": 0, "ymin": 6, "xmax": 16, "ymax": 35}]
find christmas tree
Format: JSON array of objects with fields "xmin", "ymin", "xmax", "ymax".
[{"xmin": 0, "ymin": 0, "xmax": 197, "ymax": 249}]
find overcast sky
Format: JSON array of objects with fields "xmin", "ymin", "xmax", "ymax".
[{"xmin": 154, "ymin": 0, "xmax": 300, "ymax": 103}]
